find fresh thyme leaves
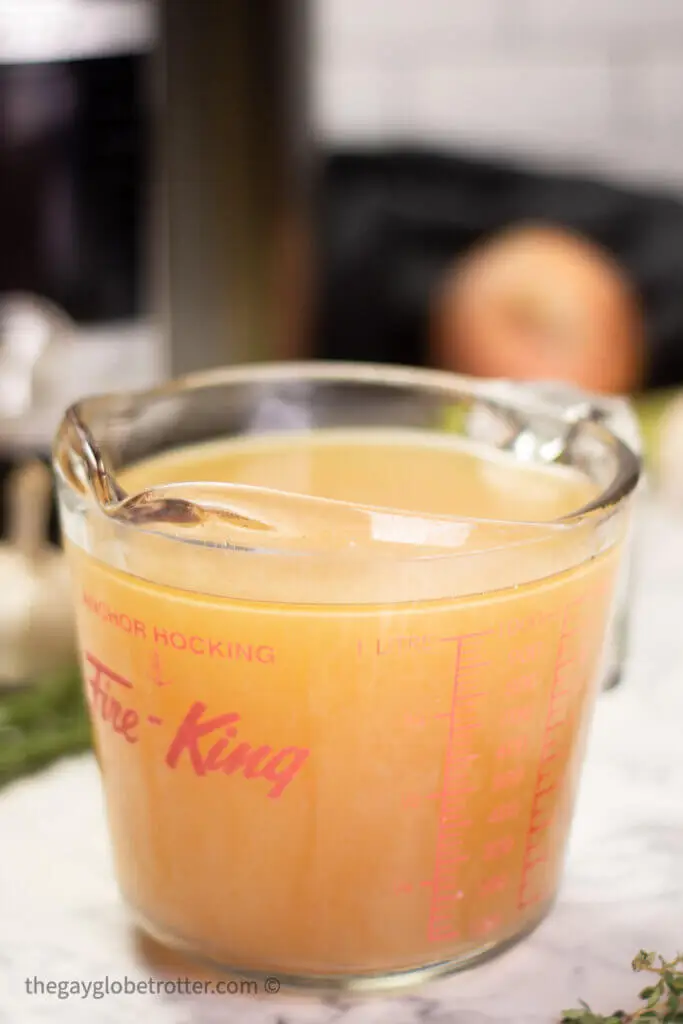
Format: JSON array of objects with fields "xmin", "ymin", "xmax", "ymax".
[{"xmin": 561, "ymin": 952, "xmax": 683, "ymax": 1023}]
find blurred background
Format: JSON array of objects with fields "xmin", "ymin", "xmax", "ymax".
[
  {"xmin": 315, "ymin": 0, "xmax": 683, "ymax": 183},
  {"xmin": 3, "ymin": 1, "xmax": 683, "ymax": 406},
  {"xmin": 2, "ymin": 0, "xmax": 683, "ymax": 770}
]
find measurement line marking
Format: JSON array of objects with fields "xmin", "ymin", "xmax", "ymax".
[
  {"xmin": 431, "ymin": 889, "xmax": 468, "ymax": 907},
  {"xmin": 439, "ymin": 630, "xmax": 494, "ymax": 644},
  {"xmin": 150, "ymin": 651, "xmax": 171, "ymax": 687},
  {"xmin": 401, "ymin": 792, "xmax": 439, "ymax": 808},
  {"xmin": 428, "ymin": 914, "xmax": 462, "ymax": 928},
  {"xmin": 433, "ymin": 854, "xmax": 471, "ymax": 868},
  {"xmin": 445, "ymin": 750, "xmax": 480, "ymax": 764},
  {"xmin": 427, "ymin": 636, "xmax": 467, "ymax": 942},
  {"xmin": 442, "ymin": 781, "xmax": 479, "ymax": 795},
  {"xmin": 147, "ymin": 715, "xmax": 163, "ymax": 725},
  {"xmin": 517, "ymin": 611, "xmax": 571, "ymax": 909},
  {"xmin": 429, "ymin": 928, "xmax": 461, "ymax": 942}
]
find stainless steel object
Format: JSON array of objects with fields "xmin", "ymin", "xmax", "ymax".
[{"xmin": 156, "ymin": 0, "xmax": 312, "ymax": 375}]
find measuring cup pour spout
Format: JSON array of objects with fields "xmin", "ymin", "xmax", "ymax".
[
  {"xmin": 53, "ymin": 363, "xmax": 641, "ymax": 989},
  {"xmin": 56, "ymin": 384, "xmax": 636, "ymax": 549}
]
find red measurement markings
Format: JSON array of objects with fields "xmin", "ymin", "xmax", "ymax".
[
  {"xmin": 480, "ymin": 874, "xmax": 509, "ymax": 896},
  {"xmin": 487, "ymin": 799, "xmax": 519, "ymax": 823},
  {"xmin": 484, "ymin": 835, "xmax": 515, "ymax": 860},
  {"xmin": 407, "ymin": 712, "xmax": 451, "ymax": 727},
  {"xmin": 394, "ymin": 879, "xmax": 449, "ymax": 896},
  {"xmin": 517, "ymin": 604, "xmax": 579, "ymax": 910},
  {"xmin": 375, "ymin": 633, "xmax": 483, "ymax": 657},
  {"xmin": 505, "ymin": 673, "xmax": 537, "ymax": 696},
  {"xmin": 495, "ymin": 737, "xmax": 527, "ymax": 760},
  {"xmin": 147, "ymin": 715, "xmax": 163, "ymax": 726},
  {"xmin": 503, "ymin": 704, "xmax": 534, "ymax": 726},
  {"xmin": 401, "ymin": 792, "xmax": 435, "ymax": 810},
  {"xmin": 492, "ymin": 766, "xmax": 526, "ymax": 791},
  {"xmin": 426, "ymin": 632, "xmax": 491, "ymax": 944},
  {"xmin": 438, "ymin": 634, "xmax": 486, "ymax": 646},
  {"xmin": 150, "ymin": 651, "xmax": 171, "ymax": 688},
  {"xmin": 509, "ymin": 641, "xmax": 546, "ymax": 665},
  {"xmin": 505, "ymin": 607, "xmax": 561, "ymax": 635}
]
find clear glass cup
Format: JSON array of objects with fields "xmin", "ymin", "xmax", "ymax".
[{"xmin": 53, "ymin": 363, "xmax": 641, "ymax": 991}]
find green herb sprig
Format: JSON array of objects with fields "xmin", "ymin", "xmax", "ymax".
[
  {"xmin": 562, "ymin": 952, "xmax": 683, "ymax": 1023},
  {"xmin": 0, "ymin": 666, "xmax": 91, "ymax": 790}
]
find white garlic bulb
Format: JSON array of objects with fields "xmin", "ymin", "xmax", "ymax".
[{"xmin": 0, "ymin": 461, "xmax": 74, "ymax": 687}]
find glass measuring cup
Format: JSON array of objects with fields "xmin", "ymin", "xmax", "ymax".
[{"xmin": 53, "ymin": 363, "xmax": 640, "ymax": 990}]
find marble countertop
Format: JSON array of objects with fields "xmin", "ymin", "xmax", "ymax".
[{"xmin": 1, "ymin": 500, "xmax": 682, "ymax": 1024}]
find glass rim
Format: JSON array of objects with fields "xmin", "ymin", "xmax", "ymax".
[{"xmin": 53, "ymin": 361, "xmax": 642, "ymax": 563}]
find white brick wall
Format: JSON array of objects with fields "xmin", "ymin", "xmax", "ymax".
[
  {"xmin": 519, "ymin": 0, "xmax": 683, "ymax": 46},
  {"xmin": 400, "ymin": 62, "xmax": 613, "ymax": 152},
  {"xmin": 313, "ymin": 0, "xmax": 683, "ymax": 188}
]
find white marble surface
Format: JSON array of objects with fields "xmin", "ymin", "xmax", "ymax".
[{"xmin": 1, "ymin": 501, "xmax": 682, "ymax": 1024}]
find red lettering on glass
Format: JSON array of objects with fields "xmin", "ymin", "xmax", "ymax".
[
  {"xmin": 84, "ymin": 652, "xmax": 139, "ymax": 744},
  {"xmin": 165, "ymin": 701, "xmax": 308, "ymax": 798}
]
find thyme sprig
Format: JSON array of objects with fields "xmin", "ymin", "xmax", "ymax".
[{"xmin": 562, "ymin": 952, "xmax": 683, "ymax": 1023}]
